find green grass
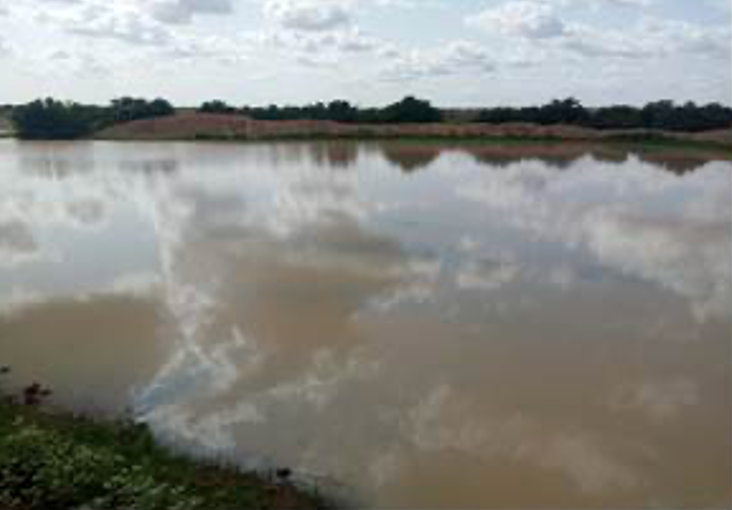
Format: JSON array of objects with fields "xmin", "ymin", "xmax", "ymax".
[{"xmin": 0, "ymin": 394, "xmax": 330, "ymax": 510}]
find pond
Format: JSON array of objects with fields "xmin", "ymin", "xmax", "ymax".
[{"xmin": 1, "ymin": 140, "xmax": 730, "ymax": 508}]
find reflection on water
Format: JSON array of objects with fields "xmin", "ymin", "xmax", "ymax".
[{"xmin": 1, "ymin": 140, "xmax": 730, "ymax": 508}]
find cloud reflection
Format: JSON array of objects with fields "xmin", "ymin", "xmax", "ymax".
[{"xmin": 0, "ymin": 140, "xmax": 729, "ymax": 507}]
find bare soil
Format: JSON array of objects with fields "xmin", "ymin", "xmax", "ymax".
[{"xmin": 96, "ymin": 112, "xmax": 732, "ymax": 148}]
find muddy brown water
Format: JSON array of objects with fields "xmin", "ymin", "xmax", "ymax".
[{"xmin": 1, "ymin": 140, "xmax": 730, "ymax": 508}]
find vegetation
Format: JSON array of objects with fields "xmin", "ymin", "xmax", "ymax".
[
  {"xmin": 200, "ymin": 100, "xmax": 238, "ymax": 115},
  {"xmin": 240, "ymin": 101, "xmax": 358, "ymax": 123},
  {"xmin": 476, "ymin": 98, "xmax": 732, "ymax": 132},
  {"xmin": 232, "ymin": 97, "xmax": 731, "ymax": 131},
  {"xmin": 238, "ymin": 96, "xmax": 442, "ymax": 124},
  {"xmin": 0, "ymin": 375, "xmax": 329, "ymax": 510},
  {"xmin": 10, "ymin": 99, "xmax": 100, "ymax": 139},
  {"xmin": 10, "ymin": 97, "xmax": 175, "ymax": 139},
  {"xmin": 8, "ymin": 95, "xmax": 731, "ymax": 140},
  {"xmin": 108, "ymin": 97, "xmax": 175, "ymax": 124}
]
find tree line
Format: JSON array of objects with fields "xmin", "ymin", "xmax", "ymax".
[
  {"xmin": 7, "ymin": 95, "xmax": 731, "ymax": 139},
  {"xmin": 476, "ymin": 98, "xmax": 732, "ymax": 132},
  {"xmin": 205, "ymin": 97, "xmax": 732, "ymax": 132},
  {"xmin": 9, "ymin": 97, "xmax": 175, "ymax": 139},
  {"xmin": 207, "ymin": 96, "xmax": 443, "ymax": 124}
]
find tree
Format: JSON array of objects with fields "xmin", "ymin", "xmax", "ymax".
[
  {"xmin": 588, "ymin": 105, "xmax": 643, "ymax": 129},
  {"xmin": 108, "ymin": 97, "xmax": 175, "ymax": 124},
  {"xmin": 641, "ymin": 100, "xmax": 676, "ymax": 130},
  {"xmin": 381, "ymin": 96, "xmax": 442, "ymax": 123},
  {"xmin": 326, "ymin": 100, "xmax": 358, "ymax": 123},
  {"xmin": 476, "ymin": 98, "xmax": 731, "ymax": 132},
  {"xmin": 200, "ymin": 100, "xmax": 237, "ymax": 114},
  {"xmin": 11, "ymin": 99, "xmax": 94, "ymax": 139},
  {"xmin": 528, "ymin": 98, "xmax": 588, "ymax": 125},
  {"xmin": 476, "ymin": 107, "xmax": 518, "ymax": 124}
]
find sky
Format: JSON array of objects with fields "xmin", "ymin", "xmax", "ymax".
[{"xmin": 0, "ymin": 0, "xmax": 730, "ymax": 107}]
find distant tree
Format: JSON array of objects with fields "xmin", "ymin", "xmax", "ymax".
[
  {"xmin": 242, "ymin": 97, "xmax": 441, "ymax": 124},
  {"xmin": 244, "ymin": 100, "xmax": 360, "ymax": 123},
  {"xmin": 476, "ymin": 98, "xmax": 731, "ymax": 132},
  {"xmin": 588, "ymin": 105, "xmax": 643, "ymax": 129},
  {"xmin": 355, "ymin": 107, "xmax": 384, "ymax": 124},
  {"xmin": 326, "ymin": 100, "xmax": 358, "ymax": 123},
  {"xmin": 306, "ymin": 102, "xmax": 328, "ymax": 120},
  {"xmin": 108, "ymin": 97, "xmax": 175, "ymax": 124},
  {"xmin": 199, "ymin": 100, "xmax": 237, "ymax": 114},
  {"xmin": 698, "ymin": 102, "xmax": 732, "ymax": 131},
  {"xmin": 380, "ymin": 96, "xmax": 442, "ymax": 123},
  {"xmin": 11, "ymin": 99, "xmax": 94, "ymax": 139},
  {"xmin": 535, "ymin": 98, "xmax": 588, "ymax": 125},
  {"xmin": 10, "ymin": 97, "xmax": 177, "ymax": 139},
  {"xmin": 641, "ymin": 100, "xmax": 676, "ymax": 130},
  {"xmin": 11, "ymin": 95, "xmax": 731, "ymax": 138},
  {"xmin": 148, "ymin": 98, "xmax": 175, "ymax": 117},
  {"xmin": 476, "ymin": 107, "xmax": 518, "ymax": 124}
]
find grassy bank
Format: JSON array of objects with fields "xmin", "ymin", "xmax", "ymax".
[{"xmin": 0, "ymin": 384, "xmax": 330, "ymax": 510}]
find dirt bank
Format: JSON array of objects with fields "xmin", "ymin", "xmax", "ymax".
[{"xmin": 95, "ymin": 112, "xmax": 732, "ymax": 149}]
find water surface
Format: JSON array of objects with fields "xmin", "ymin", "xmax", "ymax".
[{"xmin": 1, "ymin": 140, "xmax": 730, "ymax": 508}]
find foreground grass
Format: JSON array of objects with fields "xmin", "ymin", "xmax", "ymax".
[{"xmin": 0, "ymin": 395, "xmax": 329, "ymax": 510}]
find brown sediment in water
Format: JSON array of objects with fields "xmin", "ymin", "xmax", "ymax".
[{"xmin": 0, "ymin": 140, "xmax": 730, "ymax": 509}]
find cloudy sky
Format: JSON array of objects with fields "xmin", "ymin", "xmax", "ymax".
[{"xmin": 0, "ymin": 0, "xmax": 730, "ymax": 107}]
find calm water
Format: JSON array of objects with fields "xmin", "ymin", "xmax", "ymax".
[{"xmin": 1, "ymin": 140, "xmax": 731, "ymax": 508}]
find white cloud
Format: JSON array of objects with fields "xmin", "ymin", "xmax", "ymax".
[
  {"xmin": 263, "ymin": 0, "xmax": 353, "ymax": 32},
  {"xmin": 0, "ymin": 0, "xmax": 728, "ymax": 104},
  {"xmin": 150, "ymin": 0, "xmax": 233, "ymax": 25},
  {"xmin": 468, "ymin": 1, "xmax": 566, "ymax": 40},
  {"xmin": 380, "ymin": 40, "xmax": 495, "ymax": 81},
  {"xmin": 59, "ymin": 3, "xmax": 172, "ymax": 46},
  {"xmin": 467, "ymin": 1, "xmax": 730, "ymax": 65}
]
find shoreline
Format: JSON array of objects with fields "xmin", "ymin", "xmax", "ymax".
[
  {"xmin": 3, "ymin": 131, "xmax": 728, "ymax": 156},
  {"xmin": 0, "ymin": 380, "xmax": 332, "ymax": 510},
  {"xmin": 94, "ymin": 132, "xmax": 732, "ymax": 153},
  {"xmin": 91, "ymin": 113, "xmax": 732, "ymax": 151},
  {"xmin": 2, "ymin": 112, "xmax": 730, "ymax": 153}
]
